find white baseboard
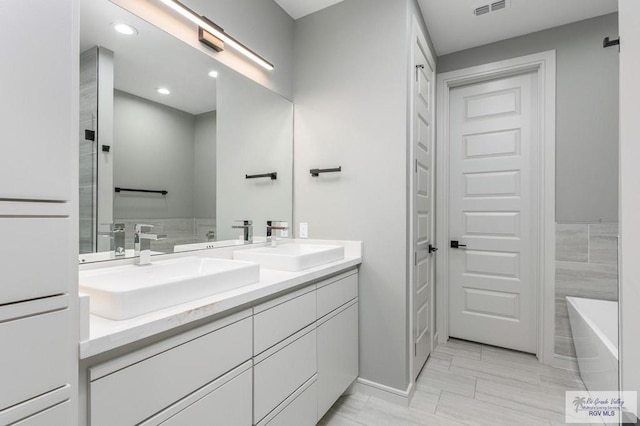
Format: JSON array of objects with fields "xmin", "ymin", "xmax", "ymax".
[
  {"xmin": 552, "ymin": 353, "xmax": 580, "ymax": 371},
  {"xmin": 348, "ymin": 377, "xmax": 413, "ymax": 407}
]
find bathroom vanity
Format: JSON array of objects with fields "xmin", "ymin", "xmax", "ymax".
[
  {"xmin": 78, "ymin": 240, "xmax": 361, "ymax": 425},
  {"xmin": 74, "ymin": 2, "xmax": 359, "ymax": 424}
]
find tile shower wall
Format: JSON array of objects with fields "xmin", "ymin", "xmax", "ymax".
[
  {"xmin": 555, "ymin": 223, "xmax": 618, "ymax": 358},
  {"xmin": 79, "ymin": 47, "xmax": 98, "ymax": 254}
]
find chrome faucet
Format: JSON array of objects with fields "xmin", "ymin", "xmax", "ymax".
[
  {"xmin": 266, "ymin": 220, "xmax": 288, "ymax": 247},
  {"xmin": 99, "ymin": 223, "xmax": 126, "ymax": 258},
  {"xmin": 206, "ymin": 230, "xmax": 215, "ymax": 242},
  {"xmin": 232, "ymin": 220, "xmax": 253, "ymax": 243},
  {"xmin": 134, "ymin": 224, "xmax": 166, "ymax": 266}
]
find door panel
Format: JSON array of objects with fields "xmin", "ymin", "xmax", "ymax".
[
  {"xmin": 412, "ymin": 28, "xmax": 435, "ymax": 379},
  {"xmin": 448, "ymin": 73, "xmax": 537, "ymax": 353}
]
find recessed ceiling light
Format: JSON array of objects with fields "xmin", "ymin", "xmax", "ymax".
[
  {"xmin": 157, "ymin": 88, "xmax": 171, "ymax": 95},
  {"xmin": 112, "ymin": 23, "xmax": 138, "ymax": 36},
  {"xmin": 208, "ymin": 71, "xmax": 218, "ymax": 78}
]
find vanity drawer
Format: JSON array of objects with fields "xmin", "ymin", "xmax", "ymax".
[
  {"xmin": 317, "ymin": 271, "xmax": 358, "ymax": 318},
  {"xmin": 0, "ymin": 217, "xmax": 69, "ymax": 305},
  {"xmin": 90, "ymin": 317, "xmax": 252, "ymax": 426},
  {"xmin": 260, "ymin": 380, "xmax": 317, "ymax": 426},
  {"xmin": 254, "ymin": 286, "xmax": 316, "ymax": 355},
  {"xmin": 254, "ymin": 328, "xmax": 317, "ymax": 423},
  {"xmin": 160, "ymin": 367, "xmax": 252, "ymax": 426},
  {"xmin": 13, "ymin": 401, "xmax": 70, "ymax": 426},
  {"xmin": 0, "ymin": 308, "xmax": 70, "ymax": 411}
]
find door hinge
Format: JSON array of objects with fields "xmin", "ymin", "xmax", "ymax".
[{"xmin": 415, "ymin": 64, "xmax": 424, "ymax": 82}]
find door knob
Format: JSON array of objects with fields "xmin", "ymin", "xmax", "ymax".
[
  {"xmin": 450, "ymin": 240, "xmax": 467, "ymax": 249},
  {"xmin": 429, "ymin": 244, "xmax": 438, "ymax": 253}
]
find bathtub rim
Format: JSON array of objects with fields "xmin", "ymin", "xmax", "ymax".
[{"xmin": 566, "ymin": 296, "xmax": 618, "ymax": 360}]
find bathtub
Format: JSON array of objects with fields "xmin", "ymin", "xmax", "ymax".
[{"xmin": 566, "ymin": 296, "xmax": 618, "ymax": 392}]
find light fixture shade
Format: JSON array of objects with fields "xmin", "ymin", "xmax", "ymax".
[
  {"xmin": 158, "ymin": 0, "xmax": 274, "ymax": 71},
  {"xmin": 199, "ymin": 27, "xmax": 224, "ymax": 52}
]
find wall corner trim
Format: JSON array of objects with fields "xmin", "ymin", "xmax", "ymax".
[{"xmin": 348, "ymin": 377, "xmax": 414, "ymax": 407}]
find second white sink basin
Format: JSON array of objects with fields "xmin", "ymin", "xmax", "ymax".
[
  {"xmin": 79, "ymin": 256, "xmax": 259, "ymax": 320},
  {"xmin": 233, "ymin": 244, "xmax": 344, "ymax": 271}
]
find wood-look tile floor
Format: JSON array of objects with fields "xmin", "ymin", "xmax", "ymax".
[{"xmin": 319, "ymin": 339, "xmax": 588, "ymax": 426}]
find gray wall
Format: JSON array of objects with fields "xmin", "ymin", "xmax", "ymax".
[
  {"xmin": 216, "ymin": 69, "xmax": 293, "ymax": 241},
  {"xmin": 293, "ymin": 0, "xmax": 432, "ymax": 392},
  {"xmin": 194, "ymin": 111, "xmax": 217, "ymax": 219},
  {"xmin": 113, "ymin": 90, "xmax": 196, "ymax": 220},
  {"xmin": 438, "ymin": 13, "xmax": 619, "ymax": 223}
]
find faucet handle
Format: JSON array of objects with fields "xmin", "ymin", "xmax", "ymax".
[
  {"xmin": 232, "ymin": 220, "xmax": 253, "ymax": 229},
  {"xmin": 98, "ymin": 222, "xmax": 125, "ymax": 235},
  {"xmin": 135, "ymin": 223, "xmax": 154, "ymax": 233},
  {"xmin": 266, "ymin": 220, "xmax": 288, "ymax": 229}
]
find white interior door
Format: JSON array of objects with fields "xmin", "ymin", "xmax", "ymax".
[
  {"xmin": 412, "ymin": 27, "xmax": 436, "ymax": 379},
  {"xmin": 448, "ymin": 73, "xmax": 538, "ymax": 353}
]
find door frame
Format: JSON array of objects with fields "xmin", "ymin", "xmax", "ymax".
[
  {"xmin": 408, "ymin": 15, "xmax": 436, "ymax": 384},
  {"xmin": 435, "ymin": 50, "xmax": 556, "ymax": 365}
]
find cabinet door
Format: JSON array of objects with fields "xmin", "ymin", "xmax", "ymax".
[
  {"xmin": 0, "ymin": 216, "xmax": 70, "ymax": 305},
  {"xmin": 0, "ymin": 1, "xmax": 74, "ymax": 201},
  {"xmin": 317, "ymin": 302, "xmax": 359, "ymax": 419},
  {"xmin": 0, "ymin": 308, "xmax": 70, "ymax": 412},
  {"xmin": 161, "ymin": 368, "xmax": 252, "ymax": 426}
]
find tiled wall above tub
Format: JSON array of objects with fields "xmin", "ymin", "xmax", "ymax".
[{"xmin": 555, "ymin": 223, "xmax": 619, "ymax": 359}]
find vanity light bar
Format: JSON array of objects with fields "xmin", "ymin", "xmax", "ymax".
[{"xmin": 158, "ymin": 0, "xmax": 274, "ymax": 71}]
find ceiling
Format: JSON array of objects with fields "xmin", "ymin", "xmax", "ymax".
[
  {"xmin": 274, "ymin": 0, "xmax": 345, "ymax": 20},
  {"xmin": 274, "ymin": 0, "xmax": 617, "ymax": 56},
  {"xmin": 419, "ymin": 0, "xmax": 618, "ymax": 56},
  {"xmin": 81, "ymin": 0, "xmax": 218, "ymax": 115}
]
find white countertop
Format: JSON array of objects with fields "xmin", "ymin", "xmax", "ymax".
[{"xmin": 79, "ymin": 240, "xmax": 362, "ymax": 359}]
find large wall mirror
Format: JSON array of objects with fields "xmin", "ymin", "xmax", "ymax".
[{"xmin": 79, "ymin": 0, "xmax": 293, "ymax": 263}]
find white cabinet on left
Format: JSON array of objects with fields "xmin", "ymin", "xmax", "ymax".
[
  {"xmin": 0, "ymin": 0, "xmax": 75, "ymax": 201},
  {"xmin": 0, "ymin": 0, "xmax": 78, "ymax": 423}
]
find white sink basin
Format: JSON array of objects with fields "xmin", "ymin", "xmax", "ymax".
[
  {"xmin": 79, "ymin": 256, "xmax": 259, "ymax": 320},
  {"xmin": 233, "ymin": 244, "xmax": 344, "ymax": 272}
]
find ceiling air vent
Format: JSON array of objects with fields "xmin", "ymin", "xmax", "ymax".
[
  {"xmin": 473, "ymin": 4, "xmax": 490, "ymax": 16},
  {"xmin": 491, "ymin": 0, "xmax": 507, "ymax": 11},
  {"xmin": 473, "ymin": 0, "xmax": 510, "ymax": 16}
]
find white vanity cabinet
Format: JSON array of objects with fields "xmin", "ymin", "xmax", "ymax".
[
  {"xmin": 82, "ymin": 267, "xmax": 359, "ymax": 426},
  {"xmin": 316, "ymin": 272, "xmax": 359, "ymax": 420},
  {"xmin": 253, "ymin": 286, "xmax": 318, "ymax": 424},
  {"xmin": 253, "ymin": 269, "xmax": 359, "ymax": 425}
]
